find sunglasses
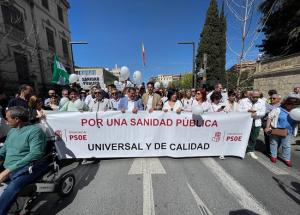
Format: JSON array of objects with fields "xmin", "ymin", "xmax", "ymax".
[
  {"xmin": 94, "ymin": 92, "xmax": 102, "ymax": 94},
  {"xmin": 252, "ymin": 96, "xmax": 259, "ymax": 99},
  {"xmin": 111, "ymin": 92, "xmax": 117, "ymax": 95},
  {"xmin": 271, "ymin": 97, "xmax": 278, "ymax": 100}
]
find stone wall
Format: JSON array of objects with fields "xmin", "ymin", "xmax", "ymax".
[{"xmin": 254, "ymin": 53, "xmax": 300, "ymax": 97}]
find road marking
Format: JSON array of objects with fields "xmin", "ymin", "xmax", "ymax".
[
  {"xmin": 255, "ymin": 154, "xmax": 289, "ymax": 175},
  {"xmin": 202, "ymin": 158, "xmax": 271, "ymax": 215},
  {"xmin": 255, "ymin": 153, "xmax": 300, "ymax": 180},
  {"xmin": 128, "ymin": 158, "xmax": 166, "ymax": 215},
  {"xmin": 187, "ymin": 182, "xmax": 213, "ymax": 215}
]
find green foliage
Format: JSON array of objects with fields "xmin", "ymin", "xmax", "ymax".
[
  {"xmin": 259, "ymin": 0, "xmax": 300, "ymax": 56},
  {"xmin": 180, "ymin": 73, "xmax": 193, "ymax": 89},
  {"xmin": 195, "ymin": 0, "xmax": 227, "ymax": 87},
  {"xmin": 168, "ymin": 73, "xmax": 193, "ymax": 90},
  {"xmin": 227, "ymin": 71, "xmax": 254, "ymax": 90}
]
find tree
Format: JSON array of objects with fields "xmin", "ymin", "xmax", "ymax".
[
  {"xmin": 224, "ymin": 0, "xmax": 261, "ymax": 88},
  {"xmin": 180, "ymin": 73, "xmax": 193, "ymax": 89},
  {"xmin": 168, "ymin": 73, "xmax": 193, "ymax": 90},
  {"xmin": 259, "ymin": 0, "xmax": 300, "ymax": 56},
  {"xmin": 195, "ymin": 0, "xmax": 226, "ymax": 87}
]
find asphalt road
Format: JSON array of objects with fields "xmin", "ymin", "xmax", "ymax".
[{"xmin": 30, "ymin": 134, "xmax": 300, "ymax": 215}]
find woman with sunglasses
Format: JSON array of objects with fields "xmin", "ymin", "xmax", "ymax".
[
  {"xmin": 264, "ymin": 97, "xmax": 297, "ymax": 167},
  {"xmin": 191, "ymin": 88, "xmax": 212, "ymax": 112}
]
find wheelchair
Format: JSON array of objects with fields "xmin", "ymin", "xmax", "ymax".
[{"xmin": 0, "ymin": 137, "xmax": 78, "ymax": 215}]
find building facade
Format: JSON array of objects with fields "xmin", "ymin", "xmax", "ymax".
[
  {"xmin": 254, "ymin": 53, "xmax": 300, "ymax": 97},
  {"xmin": 0, "ymin": 0, "xmax": 72, "ymax": 95},
  {"xmin": 75, "ymin": 67, "xmax": 118, "ymax": 90},
  {"xmin": 151, "ymin": 74, "xmax": 181, "ymax": 84}
]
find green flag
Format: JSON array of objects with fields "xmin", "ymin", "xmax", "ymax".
[{"xmin": 51, "ymin": 54, "xmax": 70, "ymax": 85}]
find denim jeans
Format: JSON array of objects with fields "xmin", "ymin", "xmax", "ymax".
[
  {"xmin": 269, "ymin": 134, "xmax": 292, "ymax": 161},
  {"xmin": 0, "ymin": 161, "xmax": 48, "ymax": 215}
]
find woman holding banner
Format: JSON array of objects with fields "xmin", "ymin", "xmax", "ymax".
[
  {"xmin": 59, "ymin": 89, "xmax": 88, "ymax": 112},
  {"xmin": 162, "ymin": 90, "xmax": 182, "ymax": 114},
  {"xmin": 191, "ymin": 88, "xmax": 212, "ymax": 113}
]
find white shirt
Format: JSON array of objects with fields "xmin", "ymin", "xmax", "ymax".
[
  {"xmin": 109, "ymin": 98, "xmax": 120, "ymax": 110},
  {"xmin": 191, "ymin": 100, "xmax": 212, "ymax": 112},
  {"xmin": 146, "ymin": 95, "xmax": 153, "ymax": 110},
  {"xmin": 224, "ymin": 100, "xmax": 239, "ymax": 112},
  {"xmin": 210, "ymin": 102, "xmax": 226, "ymax": 112},
  {"xmin": 238, "ymin": 98, "xmax": 266, "ymax": 127},
  {"xmin": 161, "ymin": 96, "xmax": 168, "ymax": 104},
  {"xmin": 181, "ymin": 97, "xmax": 194, "ymax": 112},
  {"xmin": 128, "ymin": 100, "xmax": 135, "ymax": 112},
  {"xmin": 84, "ymin": 95, "xmax": 94, "ymax": 106},
  {"xmin": 163, "ymin": 100, "xmax": 183, "ymax": 112},
  {"xmin": 89, "ymin": 98, "xmax": 110, "ymax": 112}
]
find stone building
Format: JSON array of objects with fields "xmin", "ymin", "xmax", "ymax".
[
  {"xmin": 0, "ymin": 0, "xmax": 72, "ymax": 95},
  {"xmin": 254, "ymin": 53, "xmax": 300, "ymax": 97}
]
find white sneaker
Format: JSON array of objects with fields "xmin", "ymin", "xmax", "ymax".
[{"xmin": 247, "ymin": 152, "xmax": 258, "ymax": 159}]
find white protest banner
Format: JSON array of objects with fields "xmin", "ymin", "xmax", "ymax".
[
  {"xmin": 45, "ymin": 111, "xmax": 252, "ymax": 159},
  {"xmin": 79, "ymin": 75, "xmax": 104, "ymax": 89}
]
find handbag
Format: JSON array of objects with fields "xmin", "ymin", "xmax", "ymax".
[{"xmin": 271, "ymin": 127, "xmax": 288, "ymax": 137}]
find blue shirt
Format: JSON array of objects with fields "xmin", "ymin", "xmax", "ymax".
[{"xmin": 277, "ymin": 107, "xmax": 296, "ymax": 135}]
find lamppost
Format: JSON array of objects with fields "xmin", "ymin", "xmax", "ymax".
[
  {"xmin": 177, "ymin": 42, "xmax": 195, "ymax": 88},
  {"xmin": 69, "ymin": 41, "xmax": 88, "ymax": 73}
]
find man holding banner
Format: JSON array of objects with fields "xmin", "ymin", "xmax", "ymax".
[
  {"xmin": 238, "ymin": 90, "xmax": 266, "ymax": 159},
  {"xmin": 142, "ymin": 82, "xmax": 162, "ymax": 112},
  {"xmin": 118, "ymin": 88, "xmax": 143, "ymax": 113}
]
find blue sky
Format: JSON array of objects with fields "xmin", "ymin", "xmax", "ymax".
[{"xmin": 69, "ymin": 0, "xmax": 263, "ymax": 82}]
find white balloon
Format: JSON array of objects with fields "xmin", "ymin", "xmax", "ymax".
[
  {"xmin": 290, "ymin": 108, "xmax": 300, "ymax": 121},
  {"xmin": 192, "ymin": 105, "xmax": 204, "ymax": 115},
  {"xmin": 69, "ymin": 74, "xmax": 78, "ymax": 84},
  {"xmin": 74, "ymin": 99, "xmax": 84, "ymax": 110},
  {"xmin": 120, "ymin": 66, "xmax": 129, "ymax": 81},
  {"xmin": 154, "ymin": 82, "xmax": 161, "ymax": 89},
  {"xmin": 133, "ymin": 71, "xmax": 142, "ymax": 81}
]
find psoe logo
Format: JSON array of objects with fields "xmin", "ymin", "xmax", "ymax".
[
  {"xmin": 212, "ymin": 131, "xmax": 222, "ymax": 142},
  {"xmin": 226, "ymin": 134, "xmax": 243, "ymax": 142}
]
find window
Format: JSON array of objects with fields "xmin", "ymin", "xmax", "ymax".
[
  {"xmin": 61, "ymin": 38, "xmax": 69, "ymax": 57},
  {"xmin": 14, "ymin": 52, "xmax": 30, "ymax": 82},
  {"xmin": 1, "ymin": 5, "xmax": 25, "ymax": 32},
  {"xmin": 41, "ymin": 0, "xmax": 49, "ymax": 10},
  {"xmin": 57, "ymin": 5, "xmax": 64, "ymax": 23},
  {"xmin": 46, "ymin": 27, "xmax": 55, "ymax": 51}
]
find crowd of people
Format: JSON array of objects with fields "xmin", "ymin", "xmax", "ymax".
[{"xmin": 0, "ymin": 82, "xmax": 299, "ymax": 214}]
